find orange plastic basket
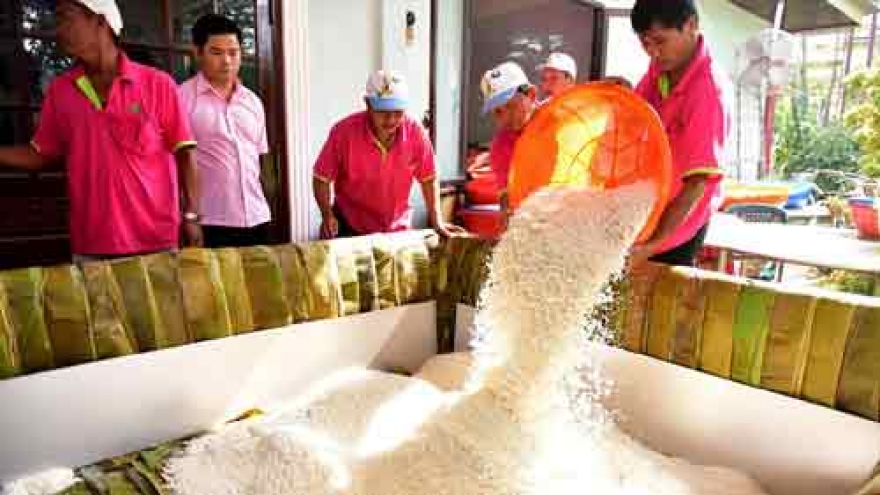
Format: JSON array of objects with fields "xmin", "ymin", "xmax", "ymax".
[{"xmin": 507, "ymin": 83, "xmax": 672, "ymax": 242}]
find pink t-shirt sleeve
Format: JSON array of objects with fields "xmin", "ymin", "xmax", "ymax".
[
  {"xmin": 314, "ymin": 124, "xmax": 342, "ymax": 182},
  {"xmin": 31, "ymin": 81, "xmax": 66, "ymax": 160},
  {"xmin": 679, "ymin": 86, "xmax": 726, "ymax": 177},
  {"xmin": 413, "ymin": 123, "xmax": 436, "ymax": 182},
  {"xmin": 157, "ymin": 74, "xmax": 195, "ymax": 152}
]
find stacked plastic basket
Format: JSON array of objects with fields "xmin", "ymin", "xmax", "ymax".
[{"xmin": 849, "ymin": 197, "xmax": 880, "ymax": 239}]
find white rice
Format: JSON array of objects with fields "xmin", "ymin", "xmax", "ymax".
[{"xmin": 165, "ymin": 183, "xmax": 767, "ymax": 495}]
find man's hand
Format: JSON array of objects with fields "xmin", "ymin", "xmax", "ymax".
[
  {"xmin": 320, "ymin": 214, "xmax": 339, "ymax": 240},
  {"xmin": 627, "ymin": 242, "xmax": 658, "ymax": 270},
  {"xmin": 183, "ymin": 222, "xmax": 204, "ymax": 247},
  {"xmin": 431, "ymin": 219, "xmax": 467, "ymax": 238},
  {"xmin": 0, "ymin": 145, "xmax": 53, "ymax": 171}
]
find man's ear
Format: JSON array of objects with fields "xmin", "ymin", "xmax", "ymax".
[{"xmin": 684, "ymin": 15, "xmax": 699, "ymax": 35}]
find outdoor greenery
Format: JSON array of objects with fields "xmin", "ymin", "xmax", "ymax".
[
  {"xmin": 845, "ymin": 69, "xmax": 880, "ymax": 178},
  {"xmin": 818, "ymin": 270, "xmax": 877, "ymax": 296},
  {"xmin": 774, "ymin": 96, "xmax": 862, "ymax": 189}
]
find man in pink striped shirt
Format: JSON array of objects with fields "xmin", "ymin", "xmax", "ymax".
[{"xmin": 179, "ymin": 14, "xmax": 272, "ymax": 248}]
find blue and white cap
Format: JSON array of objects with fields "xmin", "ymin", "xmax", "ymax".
[
  {"xmin": 365, "ymin": 70, "xmax": 410, "ymax": 111},
  {"xmin": 480, "ymin": 61, "xmax": 531, "ymax": 115}
]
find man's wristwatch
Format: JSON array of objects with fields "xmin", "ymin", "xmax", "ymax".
[{"xmin": 183, "ymin": 212, "xmax": 201, "ymax": 224}]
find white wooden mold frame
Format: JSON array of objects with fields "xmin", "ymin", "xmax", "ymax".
[
  {"xmin": 0, "ymin": 302, "xmax": 438, "ymax": 482},
  {"xmin": 454, "ymin": 303, "xmax": 880, "ymax": 495}
]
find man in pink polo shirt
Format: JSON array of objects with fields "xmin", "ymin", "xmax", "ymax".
[
  {"xmin": 629, "ymin": 0, "xmax": 732, "ymax": 267},
  {"xmin": 539, "ymin": 52, "xmax": 577, "ymax": 102},
  {"xmin": 179, "ymin": 14, "xmax": 272, "ymax": 248},
  {"xmin": 313, "ymin": 70, "xmax": 463, "ymax": 239},
  {"xmin": 0, "ymin": 0, "xmax": 201, "ymax": 261},
  {"xmin": 481, "ymin": 61, "xmax": 539, "ymax": 220}
]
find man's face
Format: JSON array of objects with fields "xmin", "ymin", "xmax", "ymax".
[
  {"xmin": 198, "ymin": 34, "xmax": 242, "ymax": 84},
  {"xmin": 637, "ymin": 16, "xmax": 699, "ymax": 73},
  {"xmin": 492, "ymin": 88, "xmax": 535, "ymax": 132},
  {"xmin": 540, "ymin": 68, "xmax": 573, "ymax": 98},
  {"xmin": 55, "ymin": 1, "xmax": 104, "ymax": 59},
  {"xmin": 367, "ymin": 106, "xmax": 405, "ymax": 141}
]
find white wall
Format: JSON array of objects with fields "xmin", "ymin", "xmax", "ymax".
[
  {"xmin": 434, "ymin": 0, "xmax": 465, "ymax": 181},
  {"xmin": 308, "ymin": 0, "xmax": 383, "ymax": 168},
  {"xmin": 604, "ymin": 11, "xmax": 650, "ymax": 85},
  {"xmin": 382, "ymin": 0, "xmax": 432, "ymax": 122},
  {"xmin": 698, "ymin": 0, "xmax": 769, "ymax": 73}
]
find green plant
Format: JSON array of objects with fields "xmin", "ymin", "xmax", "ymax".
[
  {"xmin": 818, "ymin": 270, "xmax": 876, "ymax": 296},
  {"xmin": 845, "ymin": 70, "xmax": 880, "ymax": 179},
  {"xmin": 775, "ymin": 98, "xmax": 861, "ymax": 182}
]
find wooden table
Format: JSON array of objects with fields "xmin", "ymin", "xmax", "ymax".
[{"xmin": 706, "ymin": 214, "xmax": 880, "ymax": 294}]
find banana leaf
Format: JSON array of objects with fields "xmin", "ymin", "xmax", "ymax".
[
  {"xmin": 698, "ymin": 276, "xmax": 742, "ymax": 378},
  {"xmin": 239, "ymin": 246, "xmax": 291, "ymax": 329},
  {"xmin": 214, "ymin": 248, "xmax": 255, "ymax": 334},
  {"xmin": 0, "ymin": 268, "xmax": 54, "ymax": 372},
  {"xmin": 801, "ymin": 297, "xmax": 856, "ymax": 407},
  {"xmin": 296, "ymin": 242, "xmax": 342, "ymax": 320},
  {"xmin": 671, "ymin": 268, "xmax": 706, "ymax": 368},
  {"xmin": 80, "ymin": 262, "xmax": 137, "ymax": 359},
  {"xmin": 274, "ymin": 244, "xmax": 311, "ymax": 322},
  {"xmin": 760, "ymin": 291, "xmax": 816, "ymax": 395},
  {"xmin": 646, "ymin": 266, "xmax": 679, "ymax": 362},
  {"xmin": 0, "ymin": 280, "xmax": 21, "ymax": 378},
  {"xmin": 731, "ymin": 284, "xmax": 776, "ymax": 386},
  {"xmin": 838, "ymin": 303, "xmax": 880, "ymax": 421},
  {"xmin": 372, "ymin": 236, "xmax": 400, "ymax": 309},
  {"xmin": 178, "ymin": 249, "xmax": 232, "ymax": 342}
]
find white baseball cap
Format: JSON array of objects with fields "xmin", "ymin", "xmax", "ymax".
[
  {"xmin": 365, "ymin": 70, "xmax": 410, "ymax": 111},
  {"xmin": 539, "ymin": 52, "xmax": 577, "ymax": 80},
  {"xmin": 480, "ymin": 61, "xmax": 531, "ymax": 115},
  {"xmin": 75, "ymin": 0, "xmax": 124, "ymax": 36}
]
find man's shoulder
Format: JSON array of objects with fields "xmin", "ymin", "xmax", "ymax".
[
  {"xmin": 332, "ymin": 111, "xmax": 368, "ymax": 132},
  {"xmin": 178, "ymin": 76, "xmax": 198, "ymax": 90},
  {"xmin": 237, "ymin": 84, "xmax": 263, "ymax": 104},
  {"xmin": 130, "ymin": 60, "xmax": 173, "ymax": 82}
]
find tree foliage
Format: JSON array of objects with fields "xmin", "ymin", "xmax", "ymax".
[{"xmin": 844, "ymin": 69, "xmax": 880, "ymax": 178}]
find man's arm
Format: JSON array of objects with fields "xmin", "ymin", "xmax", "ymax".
[
  {"xmin": 0, "ymin": 145, "xmax": 54, "ymax": 171},
  {"xmin": 176, "ymin": 148, "xmax": 203, "ymax": 247},
  {"xmin": 313, "ymin": 177, "xmax": 338, "ymax": 240},
  {"xmin": 635, "ymin": 174, "xmax": 708, "ymax": 255},
  {"xmin": 420, "ymin": 178, "xmax": 465, "ymax": 237}
]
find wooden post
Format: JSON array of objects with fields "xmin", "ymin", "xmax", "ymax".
[
  {"xmin": 840, "ymin": 28, "xmax": 855, "ymax": 117},
  {"xmin": 869, "ymin": 12, "xmax": 878, "ymax": 68}
]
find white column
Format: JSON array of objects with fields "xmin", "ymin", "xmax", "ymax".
[{"xmin": 282, "ymin": 0, "xmax": 316, "ymax": 242}]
